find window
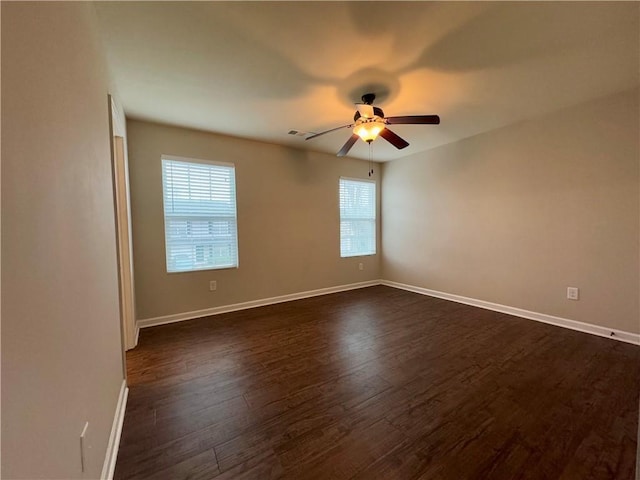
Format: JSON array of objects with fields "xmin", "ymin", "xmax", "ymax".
[
  {"xmin": 339, "ymin": 178, "xmax": 376, "ymax": 257},
  {"xmin": 161, "ymin": 156, "xmax": 238, "ymax": 272}
]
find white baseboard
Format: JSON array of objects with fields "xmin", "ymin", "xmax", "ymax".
[
  {"xmin": 137, "ymin": 280, "xmax": 382, "ymax": 329},
  {"xmin": 101, "ymin": 379, "xmax": 128, "ymax": 480},
  {"xmin": 135, "ymin": 279, "xmax": 639, "ymax": 345},
  {"xmin": 382, "ymin": 280, "xmax": 640, "ymax": 345}
]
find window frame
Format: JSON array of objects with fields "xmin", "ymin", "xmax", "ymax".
[
  {"xmin": 339, "ymin": 176, "xmax": 377, "ymax": 258},
  {"xmin": 161, "ymin": 154, "xmax": 239, "ymax": 273}
]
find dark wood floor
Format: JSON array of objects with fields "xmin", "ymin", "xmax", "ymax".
[{"xmin": 115, "ymin": 286, "xmax": 640, "ymax": 480}]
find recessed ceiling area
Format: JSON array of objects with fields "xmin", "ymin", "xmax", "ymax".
[{"xmin": 94, "ymin": 1, "xmax": 639, "ymax": 161}]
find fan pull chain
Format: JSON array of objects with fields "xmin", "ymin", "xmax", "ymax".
[{"xmin": 368, "ymin": 143, "xmax": 374, "ymax": 177}]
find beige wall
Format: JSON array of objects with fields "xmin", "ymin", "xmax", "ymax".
[
  {"xmin": 2, "ymin": 3, "xmax": 124, "ymax": 478},
  {"xmin": 127, "ymin": 120, "xmax": 381, "ymax": 320},
  {"xmin": 382, "ymin": 89, "xmax": 640, "ymax": 334}
]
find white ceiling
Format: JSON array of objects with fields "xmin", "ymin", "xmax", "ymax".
[{"xmin": 94, "ymin": 2, "xmax": 639, "ymax": 161}]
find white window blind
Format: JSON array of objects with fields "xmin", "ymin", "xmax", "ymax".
[
  {"xmin": 161, "ymin": 156, "xmax": 238, "ymax": 272},
  {"xmin": 339, "ymin": 178, "xmax": 376, "ymax": 257}
]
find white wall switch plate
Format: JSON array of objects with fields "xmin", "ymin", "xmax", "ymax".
[
  {"xmin": 358, "ymin": 263, "xmax": 364, "ymax": 271},
  {"xmin": 80, "ymin": 421, "xmax": 89, "ymax": 472},
  {"xmin": 567, "ymin": 287, "xmax": 579, "ymax": 300},
  {"xmin": 209, "ymin": 280, "xmax": 217, "ymax": 291}
]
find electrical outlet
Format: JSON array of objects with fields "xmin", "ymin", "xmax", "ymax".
[
  {"xmin": 358, "ymin": 263, "xmax": 364, "ymax": 271},
  {"xmin": 209, "ymin": 280, "xmax": 217, "ymax": 291},
  {"xmin": 567, "ymin": 287, "xmax": 579, "ymax": 300},
  {"xmin": 80, "ymin": 421, "xmax": 89, "ymax": 472}
]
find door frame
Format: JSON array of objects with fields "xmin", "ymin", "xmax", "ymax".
[{"xmin": 108, "ymin": 95, "xmax": 137, "ymax": 368}]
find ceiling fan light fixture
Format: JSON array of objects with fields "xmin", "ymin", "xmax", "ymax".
[{"xmin": 353, "ymin": 119, "xmax": 385, "ymax": 143}]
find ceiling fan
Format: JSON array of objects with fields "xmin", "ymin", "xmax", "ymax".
[{"xmin": 305, "ymin": 93, "xmax": 440, "ymax": 157}]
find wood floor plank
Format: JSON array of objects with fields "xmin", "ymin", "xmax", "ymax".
[
  {"xmin": 280, "ymin": 418, "xmax": 407, "ymax": 480},
  {"xmin": 115, "ymin": 286, "xmax": 640, "ymax": 480},
  {"xmin": 211, "ymin": 448, "xmax": 284, "ymax": 480},
  {"xmin": 117, "ymin": 438, "xmax": 218, "ymax": 480},
  {"xmin": 134, "ymin": 449, "xmax": 220, "ymax": 480}
]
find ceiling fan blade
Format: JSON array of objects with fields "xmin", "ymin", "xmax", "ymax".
[
  {"xmin": 306, "ymin": 123, "xmax": 353, "ymax": 140},
  {"xmin": 356, "ymin": 104, "xmax": 375, "ymax": 119},
  {"xmin": 385, "ymin": 115, "xmax": 440, "ymax": 125},
  {"xmin": 337, "ymin": 134, "xmax": 359, "ymax": 157},
  {"xmin": 379, "ymin": 128, "xmax": 409, "ymax": 150}
]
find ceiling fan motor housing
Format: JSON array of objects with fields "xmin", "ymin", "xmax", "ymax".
[{"xmin": 354, "ymin": 106, "xmax": 385, "ymax": 122}]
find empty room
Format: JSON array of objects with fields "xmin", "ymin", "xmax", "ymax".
[{"xmin": 2, "ymin": 1, "xmax": 639, "ymax": 479}]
